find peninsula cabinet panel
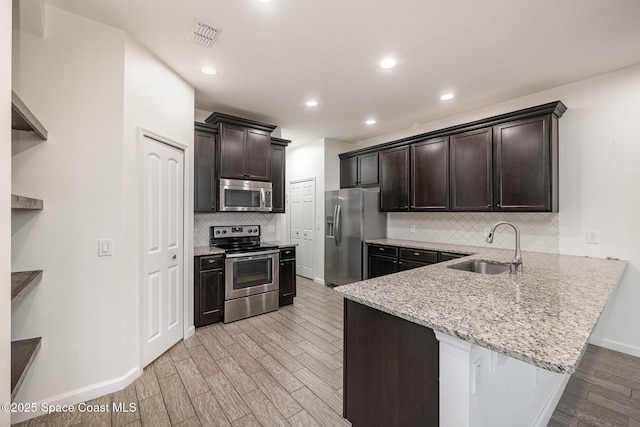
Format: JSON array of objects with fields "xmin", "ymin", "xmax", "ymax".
[
  {"xmin": 493, "ymin": 116, "xmax": 552, "ymax": 211},
  {"xmin": 450, "ymin": 128, "xmax": 493, "ymax": 211},
  {"xmin": 411, "ymin": 137, "xmax": 449, "ymax": 211},
  {"xmin": 340, "ymin": 157, "xmax": 358, "ymax": 188},
  {"xmin": 379, "ymin": 146, "xmax": 410, "ymax": 211},
  {"xmin": 344, "ymin": 300, "xmax": 439, "ymax": 426},
  {"xmin": 194, "ymin": 130, "xmax": 217, "ymax": 212}
]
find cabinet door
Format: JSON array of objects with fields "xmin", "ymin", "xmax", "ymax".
[
  {"xmin": 450, "ymin": 128, "xmax": 492, "ymax": 211},
  {"xmin": 246, "ymin": 129, "xmax": 271, "ymax": 180},
  {"xmin": 194, "ymin": 269, "xmax": 224, "ymax": 327},
  {"xmin": 340, "ymin": 157, "xmax": 358, "ymax": 188},
  {"xmin": 270, "ymin": 144, "xmax": 286, "ymax": 213},
  {"xmin": 219, "ymin": 123, "xmax": 247, "ymax": 179},
  {"xmin": 194, "ymin": 130, "xmax": 216, "ymax": 212},
  {"xmin": 368, "ymin": 254, "xmax": 398, "ymax": 278},
  {"xmin": 379, "ymin": 146, "xmax": 410, "ymax": 211},
  {"xmin": 358, "ymin": 152, "xmax": 379, "ymax": 187},
  {"xmin": 279, "ymin": 258, "xmax": 296, "ymax": 306},
  {"xmin": 494, "ymin": 116, "xmax": 550, "ymax": 211},
  {"xmin": 411, "ymin": 137, "xmax": 449, "ymax": 211}
]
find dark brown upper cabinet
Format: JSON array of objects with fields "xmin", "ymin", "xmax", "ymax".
[
  {"xmin": 338, "ymin": 101, "xmax": 566, "ymax": 213},
  {"xmin": 205, "ymin": 112, "xmax": 277, "ymax": 182},
  {"xmin": 379, "ymin": 146, "xmax": 410, "ymax": 211},
  {"xmin": 340, "ymin": 152, "xmax": 379, "ymax": 188},
  {"xmin": 269, "ymin": 137, "xmax": 291, "ymax": 213},
  {"xmin": 411, "ymin": 137, "xmax": 449, "ymax": 211},
  {"xmin": 194, "ymin": 123, "xmax": 217, "ymax": 213},
  {"xmin": 450, "ymin": 128, "xmax": 493, "ymax": 211},
  {"xmin": 493, "ymin": 115, "xmax": 554, "ymax": 211}
]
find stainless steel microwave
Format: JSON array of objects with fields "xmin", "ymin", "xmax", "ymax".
[{"xmin": 219, "ymin": 178, "xmax": 273, "ymax": 212}]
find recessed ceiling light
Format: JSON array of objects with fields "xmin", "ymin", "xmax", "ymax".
[
  {"xmin": 366, "ymin": 119, "xmax": 376, "ymax": 125},
  {"xmin": 256, "ymin": 0, "xmax": 274, "ymax": 3},
  {"xmin": 201, "ymin": 66, "xmax": 218, "ymax": 76},
  {"xmin": 305, "ymin": 100, "xmax": 318, "ymax": 107},
  {"xmin": 440, "ymin": 93, "xmax": 455, "ymax": 101},
  {"xmin": 379, "ymin": 58, "xmax": 396, "ymax": 69}
]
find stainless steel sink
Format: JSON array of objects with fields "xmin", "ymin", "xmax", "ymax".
[{"xmin": 447, "ymin": 260, "xmax": 511, "ymax": 275}]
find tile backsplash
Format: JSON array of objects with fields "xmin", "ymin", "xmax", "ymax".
[
  {"xmin": 194, "ymin": 213, "xmax": 282, "ymax": 247},
  {"xmin": 388, "ymin": 212, "xmax": 559, "ymax": 253}
]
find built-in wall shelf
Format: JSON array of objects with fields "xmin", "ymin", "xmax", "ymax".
[
  {"xmin": 11, "ymin": 194, "xmax": 43, "ymax": 210},
  {"xmin": 11, "ymin": 337, "xmax": 42, "ymax": 401},
  {"xmin": 11, "ymin": 90, "xmax": 47, "ymax": 140},
  {"xmin": 11, "ymin": 270, "xmax": 43, "ymax": 310}
]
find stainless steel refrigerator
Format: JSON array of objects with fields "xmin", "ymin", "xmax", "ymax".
[{"xmin": 324, "ymin": 188, "xmax": 387, "ymax": 286}]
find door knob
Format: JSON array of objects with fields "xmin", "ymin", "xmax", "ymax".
[{"xmin": 172, "ymin": 255, "xmax": 177, "ymax": 260}]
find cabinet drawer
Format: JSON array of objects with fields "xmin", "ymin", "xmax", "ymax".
[
  {"xmin": 199, "ymin": 255, "xmax": 224, "ymax": 270},
  {"xmin": 368, "ymin": 245, "xmax": 398, "ymax": 258},
  {"xmin": 399, "ymin": 248, "xmax": 438, "ymax": 264},
  {"xmin": 280, "ymin": 247, "xmax": 296, "ymax": 260}
]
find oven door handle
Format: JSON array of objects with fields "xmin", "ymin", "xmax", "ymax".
[{"xmin": 225, "ymin": 249, "xmax": 280, "ymax": 259}]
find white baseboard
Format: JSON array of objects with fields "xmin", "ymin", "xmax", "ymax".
[
  {"xmin": 532, "ymin": 373, "xmax": 571, "ymax": 427},
  {"xmin": 313, "ymin": 278, "xmax": 325, "ymax": 285},
  {"xmin": 11, "ymin": 366, "xmax": 141, "ymax": 424},
  {"xmin": 588, "ymin": 335, "xmax": 640, "ymax": 358}
]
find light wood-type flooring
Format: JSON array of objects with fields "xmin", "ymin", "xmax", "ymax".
[{"xmin": 12, "ymin": 276, "xmax": 640, "ymax": 426}]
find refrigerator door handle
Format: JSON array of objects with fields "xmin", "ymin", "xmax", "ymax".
[{"xmin": 335, "ymin": 204, "xmax": 342, "ymax": 246}]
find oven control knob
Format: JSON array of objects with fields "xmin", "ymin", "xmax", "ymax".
[
  {"xmin": 249, "ymin": 229, "xmax": 254, "ymax": 233},
  {"xmin": 215, "ymin": 230, "xmax": 220, "ymax": 235},
  {"xmin": 222, "ymin": 230, "xmax": 227, "ymax": 234}
]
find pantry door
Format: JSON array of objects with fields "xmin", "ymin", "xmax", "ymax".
[
  {"xmin": 290, "ymin": 178, "xmax": 315, "ymax": 279},
  {"xmin": 141, "ymin": 133, "xmax": 185, "ymax": 366}
]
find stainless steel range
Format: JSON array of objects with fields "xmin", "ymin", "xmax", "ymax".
[{"xmin": 210, "ymin": 225, "xmax": 279, "ymax": 323}]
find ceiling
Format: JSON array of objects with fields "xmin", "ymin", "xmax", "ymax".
[{"xmin": 44, "ymin": 0, "xmax": 640, "ymax": 146}]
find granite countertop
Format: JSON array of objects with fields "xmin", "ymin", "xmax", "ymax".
[
  {"xmin": 194, "ymin": 246, "xmax": 225, "ymax": 256},
  {"xmin": 335, "ymin": 239, "xmax": 627, "ymax": 374}
]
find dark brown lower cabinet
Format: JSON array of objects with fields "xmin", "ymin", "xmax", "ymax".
[
  {"xmin": 279, "ymin": 247, "xmax": 296, "ymax": 306},
  {"xmin": 194, "ymin": 255, "xmax": 224, "ymax": 327},
  {"xmin": 344, "ymin": 299, "xmax": 439, "ymax": 426},
  {"xmin": 368, "ymin": 253, "xmax": 398, "ymax": 278}
]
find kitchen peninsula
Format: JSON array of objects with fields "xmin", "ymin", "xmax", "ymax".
[{"xmin": 335, "ymin": 240, "xmax": 627, "ymax": 427}]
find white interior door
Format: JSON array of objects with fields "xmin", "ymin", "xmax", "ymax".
[
  {"xmin": 141, "ymin": 135, "xmax": 184, "ymax": 367},
  {"xmin": 290, "ymin": 178, "xmax": 315, "ymax": 279}
]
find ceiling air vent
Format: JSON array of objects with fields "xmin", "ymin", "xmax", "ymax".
[{"xmin": 189, "ymin": 20, "xmax": 220, "ymax": 48}]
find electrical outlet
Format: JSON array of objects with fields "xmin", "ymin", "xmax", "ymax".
[
  {"xmin": 98, "ymin": 239, "xmax": 113, "ymax": 256},
  {"xmin": 586, "ymin": 231, "xmax": 598, "ymax": 244},
  {"xmin": 410, "ymin": 225, "xmax": 416, "ymax": 233},
  {"xmin": 267, "ymin": 225, "xmax": 275, "ymax": 233}
]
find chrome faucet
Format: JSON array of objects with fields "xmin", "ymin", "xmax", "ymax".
[{"xmin": 486, "ymin": 221, "xmax": 523, "ymax": 273}]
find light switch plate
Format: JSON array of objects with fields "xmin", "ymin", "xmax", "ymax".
[
  {"xmin": 98, "ymin": 239, "xmax": 113, "ymax": 256},
  {"xmin": 586, "ymin": 231, "xmax": 598, "ymax": 244}
]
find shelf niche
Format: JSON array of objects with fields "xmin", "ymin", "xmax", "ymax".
[
  {"xmin": 11, "ymin": 194, "xmax": 43, "ymax": 210},
  {"xmin": 11, "ymin": 270, "xmax": 43, "ymax": 310},
  {"xmin": 11, "ymin": 90, "xmax": 48, "ymax": 140},
  {"xmin": 11, "ymin": 338, "xmax": 42, "ymax": 401}
]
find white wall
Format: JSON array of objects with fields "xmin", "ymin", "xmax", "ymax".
[
  {"xmin": 1, "ymin": 1, "xmax": 12, "ymax": 424},
  {"xmin": 351, "ymin": 64, "xmax": 640, "ymax": 357},
  {"xmin": 122, "ymin": 34, "xmax": 195, "ymax": 352},
  {"xmin": 11, "ymin": 5, "xmax": 194, "ymax": 421}
]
